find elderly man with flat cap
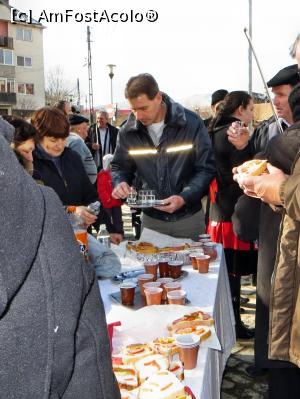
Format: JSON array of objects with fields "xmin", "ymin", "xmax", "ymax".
[
  {"xmin": 67, "ymin": 114, "xmax": 97, "ymax": 184},
  {"xmin": 228, "ymin": 64, "xmax": 299, "ymax": 153}
]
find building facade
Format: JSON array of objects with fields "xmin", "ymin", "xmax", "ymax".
[{"xmin": 0, "ymin": 0, "xmax": 45, "ymax": 115}]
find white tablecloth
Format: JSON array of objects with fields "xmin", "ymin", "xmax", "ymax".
[{"xmin": 98, "ymin": 244, "xmax": 235, "ymax": 399}]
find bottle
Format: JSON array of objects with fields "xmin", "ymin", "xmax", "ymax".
[
  {"xmin": 68, "ymin": 208, "xmax": 89, "ymax": 262},
  {"xmin": 97, "ymin": 224, "xmax": 111, "ymax": 248}
]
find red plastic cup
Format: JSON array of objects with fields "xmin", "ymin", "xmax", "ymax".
[
  {"xmin": 137, "ymin": 274, "xmax": 154, "ymax": 296},
  {"xmin": 196, "ymin": 255, "xmax": 210, "ymax": 273},
  {"xmin": 144, "ymin": 261, "xmax": 159, "ymax": 280},
  {"xmin": 168, "ymin": 261, "xmax": 183, "ymax": 279},
  {"xmin": 167, "ymin": 289, "xmax": 186, "ymax": 305},
  {"xmin": 144, "ymin": 287, "xmax": 163, "ymax": 305}
]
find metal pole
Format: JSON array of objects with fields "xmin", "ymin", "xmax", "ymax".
[
  {"xmin": 77, "ymin": 78, "xmax": 80, "ymax": 107},
  {"xmin": 248, "ymin": 0, "xmax": 252, "ymax": 96},
  {"xmin": 244, "ymin": 28, "xmax": 283, "ymax": 135},
  {"xmin": 87, "ymin": 26, "xmax": 94, "ymax": 124},
  {"xmin": 110, "ymin": 77, "xmax": 113, "ymax": 105}
]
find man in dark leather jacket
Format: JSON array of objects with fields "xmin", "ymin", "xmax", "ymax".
[{"xmin": 111, "ymin": 73, "xmax": 215, "ymax": 240}]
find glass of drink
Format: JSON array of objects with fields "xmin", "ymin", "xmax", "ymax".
[
  {"xmin": 127, "ymin": 187, "xmax": 137, "ymax": 205},
  {"xmin": 147, "ymin": 190, "xmax": 156, "ymax": 204},
  {"xmin": 120, "ymin": 282, "xmax": 136, "ymax": 306},
  {"xmin": 175, "ymin": 334, "xmax": 200, "ymax": 370}
]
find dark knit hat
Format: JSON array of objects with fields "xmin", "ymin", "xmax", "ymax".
[
  {"xmin": 69, "ymin": 114, "xmax": 89, "ymax": 125},
  {"xmin": 211, "ymin": 89, "xmax": 228, "ymax": 106},
  {"xmin": 267, "ymin": 64, "xmax": 300, "ymax": 88},
  {"xmin": 289, "ymin": 83, "xmax": 300, "ymax": 122}
]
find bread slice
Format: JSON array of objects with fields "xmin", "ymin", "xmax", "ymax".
[
  {"xmin": 237, "ymin": 159, "xmax": 268, "ymax": 176},
  {"xmin": 113, "ymin": 365, "xmax": 139, "ymax": 390},
  {"xmin": 135, "ymin": 354, "xmax": 169, "ymax": 384},
  {"xmin": 122, "ymin": 343, "xmax": 154, "ymax": 365},
  {"xmin": 173, "ymin": 325, "xmax": 211, "ymax": 342},
  {"xmin": 139, "ymin": 370, "xmax": 185, "ymax": 399},
  {"xmin": 152, "ymin": 337, "xmax": 179, "ymax": 357},
  {"xmin": 167, "ymin": 311, "xmax": 214, "ymax": 333}
]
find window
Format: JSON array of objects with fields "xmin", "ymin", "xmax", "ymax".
[
  {"xmin": 17, "ymin": 56, "xmax": 32, "ymax": 67},
  {"xmin": 18, "ymin": 83, "xmax": 25, "ymax": 94},
  {"xmin": 18, "ymin": 83, "xmax": 34, "ymax": 95},
  {"xmin": 0, "ymin": 49, "xmax": 13, "ymax": 65},
  {"xmin": 0, "ymin": 78, "xmax": 16, "ymax": 93},
  {"xmin": 26, "ymin": 83, "xmax": 34, "ymax": 95},
  {"xmin": 0, "ymin": 78, "xmax": 6, "ymax": 92},
  {"xmin": 16, "ymin": 28, "xmax": 32, "ymax": 41},
  {"xmin": 7, "ymin": 79, "xmax": 15, "ymax": 93}
]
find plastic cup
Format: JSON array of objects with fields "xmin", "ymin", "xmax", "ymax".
[
  {"xmin": 196, "ymin": 255, "xmax": 210, "ymax": 273},
  {"xmin": 157, "ymin": 277, "xmax": 174, "ymax": 301},
  {"xmin": 168, "ymin": 261, "xmax": 183, "ymax": 279},
  {"xmin": 167, "ymin": 289, "xmax": 186, "ymax": 305},
  {"xmin": 175, "ymin": 334, "xmax": 200, "ymax": 370},
  {"xmin": 143, "ymin": 281, "xmax": 162, "ymax": 290},
  {"xmin": 144, "ymin": 287, "xmax": 163, "ymax": 305},
  {"xmin": 120, "ymin": 283, "xmax": 136, "ymax": 306},
  {"xmin": 189, "ymin": 251, "xmax": 204, "ymax": 270},
  {"xmin": 144, "ymin": 261, "xmax": 159, "ymax": 280},
  {"xmin": 137, "ymin": 274, "xmax": 154, "ymax": 297},
  {"xmin": 202, "ymin": 243, "xmax": 217, "ymax": 261},
  {"xmin": 164, "ymin": 282, "xmax": 182, "ymax": 294},
  {"xmin": 159, "ymin": 259, "xmax": 169, "ymax": 277}
]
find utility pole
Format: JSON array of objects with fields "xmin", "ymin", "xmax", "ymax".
[
  {"xmin": 248, "ymin": 0, "xmax": 253, "ymax": 96},
  {"xmin": 87, "ymin": 26, "xmax": 94, "ymax": 123},
  {"xmin": 77, "ymin": 78, "xmax": 80, "ymax": 107}
]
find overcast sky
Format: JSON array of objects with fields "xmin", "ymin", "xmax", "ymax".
[{"xmin": 12, "ymin": 0, "xmax": 300, "ymax": 107}]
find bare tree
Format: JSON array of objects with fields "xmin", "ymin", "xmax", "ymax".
[
  {"xmin": 17, "ymin": 97, "xmax": 36, "ymax": 110},
  {"xmin": 45, "ymin": 66, "xmax": 75, "ymax": 106}
]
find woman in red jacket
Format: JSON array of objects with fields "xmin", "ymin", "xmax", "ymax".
[{"xmin": 97, "ymin": 154, "xmax": 124, "ymax": 235}]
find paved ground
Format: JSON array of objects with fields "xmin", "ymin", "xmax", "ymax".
[
  {"xmin": 122, "ymin": 207, "xmax": 268, "ymax": 398},
  {"xmin": 221, "ymin": 277, "xmax": 268, "ymax": 398}
]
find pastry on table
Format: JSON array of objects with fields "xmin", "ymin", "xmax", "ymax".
[
  {"xmin": 167, "ymin": 310, "xmax": 214, "ymax": 333},
  {"xmin": 122, "ymin": 343, "xmax": 154, "ymax": 365},
  {"xmin": 113, "ymin": 364, "xmax": 139, "ymax": 391},
  {"xmin": 135, "ymin": 353, "xmax": 169, "ymax": 383},
  {"xmin": 152, "ymin": 337, "xmax": 179, "ymax": 357},
  {"xmin": 138, "ymin": 370, "xmax": 186, "ymax": 399},
  {"xmin": 173, "ymin": 325, "xmax": 211, "ymax": 342}
]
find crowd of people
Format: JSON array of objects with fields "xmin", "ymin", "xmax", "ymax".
[{"xmin": 0, "ymin": 33, "xmax": 299, "ymax": 398}]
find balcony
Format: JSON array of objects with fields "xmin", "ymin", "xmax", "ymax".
[
  {"xmin": 0, "ymin": 92, "xmax": 17, "ymax": 105},
  {"xmin": 0, "ymin": 36, "xmax": 13, "ymax": 49}
]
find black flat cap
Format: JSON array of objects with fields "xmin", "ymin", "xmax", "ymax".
[
  {"xmin": 211, "ymin": 89, "xmax": 228, "ymax": 106},
  {"xmin": 267, "ymin": 64, "xmax": 300, "ymax": 88},
  {"xmin": 69, "ymin": 114, "xmax": 89, "ymax": 125}
]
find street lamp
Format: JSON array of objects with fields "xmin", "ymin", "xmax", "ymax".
[{"xmin": 106, "ymin": 64, "xmax": 116, "ymax": 105}]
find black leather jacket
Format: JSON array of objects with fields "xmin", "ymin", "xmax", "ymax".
[{"xmin": 111, "ymin": 93, "xmax": 216, "ymax": 221}]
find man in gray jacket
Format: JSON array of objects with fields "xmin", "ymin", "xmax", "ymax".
[
  {"xmin": 0, "ymin": 135, "xmax": 120, "ymax": 399},
  {"xmin": 67, "ymin": 113, "xmax": 98, "ymax": 183}
]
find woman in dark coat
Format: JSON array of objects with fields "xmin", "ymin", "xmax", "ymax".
[
  {"xmin": 208, "ymin": 91, "xmax": 257, "ymax": 339},
  {"xmin": 0, "ymin": 135, "xmax": 120, "ymax": 398}
]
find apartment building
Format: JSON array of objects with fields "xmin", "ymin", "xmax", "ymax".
[{"xmin": 0, "ymin": 0, "xmax": 45, "ymax": 115}]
